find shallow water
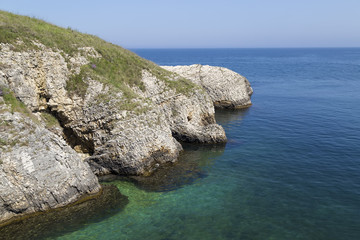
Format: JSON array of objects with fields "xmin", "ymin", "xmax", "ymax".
[
  {"xmin": 0, "ymin": 185, "xmax": 128, "ymax": 240},
  {"xmin": 6, "ymin": 48, "xmax": 360, "ymax": 239}
]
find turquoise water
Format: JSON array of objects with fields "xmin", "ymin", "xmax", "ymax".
[{"xmin": 57, "ymin": 48, "xmax": 360, "ymax": 239}]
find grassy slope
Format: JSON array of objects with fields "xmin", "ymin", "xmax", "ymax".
[{"xmin": 0, "ymin": 10, "xmax": 196, "ymax": 100}]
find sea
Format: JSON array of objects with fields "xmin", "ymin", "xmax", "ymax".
[{"xmin": 7, "ymin": 48, "xmax": 360, "ymax": 239}]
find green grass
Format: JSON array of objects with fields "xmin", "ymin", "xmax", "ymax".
[
  {"xmin": 94, "ymin": 92, "xmax": 149, "ymax": 115},
  {"xmin": 166, "ymin": 76, "xmax": 199, "ymax": 95},
  {"xmin": 1, "ymin": 87, "xmax": 39, "ymax": 124},
  {"xmin": 41, "ymin": 112, "xmax": 60, "ymax": 128},
  {"xmin": 0, "ymin": 137, "xmax": 19, "ymax": 149},
  {"xmin": 0, "ymin": 10, "xmax": 197, "ymax": 103},
  {"xmin": 66, "ymin": 69, "xmax": 89, "ymax": 98},
  {"xmin": 2, "ymin": 87, "xmax": 29, "ymax": 114},
  {"xmin": 0, "ymin": 138, "xmax": 7, "ymax": 146}
]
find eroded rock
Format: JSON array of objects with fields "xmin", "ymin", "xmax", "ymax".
[
  {"xmin": 162, "ymin": 64, "xmax": 253, "ymax": 109},
  {"xmin": 140, "ymin": 70, "xmax": 227, "ymax": 144}
]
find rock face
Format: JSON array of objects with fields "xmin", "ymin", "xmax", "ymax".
[
  {"xmin": 0, "ymin": 97, "xmax": 101, "ymax": 224},
  {"xmin": 85, "ymin": 107, "xmax": 184, "ymax": 176},
  {"xmin": 162, "ymin": 64, "xmax": 253, "ymax": 109},
  {"xmin": 0, "ymin": 43, "xmax": 226, "ymax": 177},
  {"xmin": 86, "ymin": 70, "xmax": 226, "ymax": 175}
]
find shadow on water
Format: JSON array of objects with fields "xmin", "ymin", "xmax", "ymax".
[
  {"xmin": 101, "ymin": 143, "xmax": 226, "ymax": 192},
  {"xmin": 115, "ymin": 109, "xmax": 250, "ymax": 192},
  {"xmin": 0, "ymin": 185, "xmax": 128, "ymax": 240},
  {"xmin": 215, "ymin": 107, "xmax": 251, "ymax": 147},
  {"xmin": 215, "ymin": 107, "xmax": 250, "ymax": 126}
]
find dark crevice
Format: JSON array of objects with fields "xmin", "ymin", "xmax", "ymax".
[
  {"xmin": 62, "ymin": 127, "xmax": 94, "ymax": 155},
  {"xmin": 32, "ymin": 82, "xmax": 95, "ymax": 155},
  {"xmin": 171, "ymin": 131, "xmax": 198, "ymax": 143},
  {"xmin": 200, "ymin": 113, "xmax": 215, "ymax": 125},
  {"xmin": 38, "ymin": 106, "xmax": 95, "ymax": 155}
]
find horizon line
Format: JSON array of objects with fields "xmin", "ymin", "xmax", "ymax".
[{"xmin": 128, "ymin": 46, "xmax": 360, "ymax": 50}]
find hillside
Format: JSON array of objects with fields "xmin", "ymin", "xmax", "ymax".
[{"xmin": 0, "ymin": 10, "xmax": 196, "ymax": 102}]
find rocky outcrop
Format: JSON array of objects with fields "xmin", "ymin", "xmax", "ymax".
[
  {"xmin": 0, "ymin": 96, "xmax": 101, "ymax": 224},
  {"xmin": 0, "ymin": 11, "xmax": 252, "ymax": 226},
  {"xmin": 138, "ymin": 70, "xmax": 226, "ymax": 144},
  {"xmin": 162, "ymin": 64, "xmax": 253, "ymax": 109},
  {"xmin": 85, "ymin": 70, "xmax": 226, "ymax": 176},
  {"xmin": 0, "ymin": 43, "xmax": 226, "ymax": 177}
]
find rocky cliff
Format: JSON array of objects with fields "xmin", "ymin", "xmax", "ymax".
[
  {"xmin": 0, "ymin": 42, "xmax": 226, "ymax": 176},
  {"xmin": 162, "ymin": 64, "xmax": 253, "ymax": 109},
  {"xmin": 0, "ymin": 11, "xmax": 251, "ymax": 225}
]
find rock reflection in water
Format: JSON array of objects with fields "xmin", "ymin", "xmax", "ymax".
[
  {"xmin": 0, "ymin": 185, "xmax": 128, "ymax": 240},
  {"xmin": 101, "ymin": 143, "xmax": 226, "ymax": 192}
]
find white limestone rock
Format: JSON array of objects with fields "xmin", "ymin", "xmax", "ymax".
[
  {"xmin": 162, "ymin": 64, "xmax": 253, "ymax": 109},
  {"xmin": 0, "ymin": 100, "xmax": 100, "ymax": 223}
]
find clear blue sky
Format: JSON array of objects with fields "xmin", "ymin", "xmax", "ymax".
[{"xmin": 1, "ymin": 0, "xmax": 360, "ymax": 48}]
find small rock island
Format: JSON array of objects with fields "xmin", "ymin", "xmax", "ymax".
[{"xmin": 0, "ymin": 10, "xmax": 252, "ymax": 225}]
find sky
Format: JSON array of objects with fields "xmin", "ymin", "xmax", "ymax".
[{"xmin": 1, "ymin": 0, "xmax": 360, "ymax": 48}]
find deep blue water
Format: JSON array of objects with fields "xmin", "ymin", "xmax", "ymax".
[{"xmin": 59, "ymin": 48, "xmax": 360, "ymax": 239}]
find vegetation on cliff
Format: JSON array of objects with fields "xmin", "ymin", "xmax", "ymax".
[{"xmin": 0, "ymin": 10, "xmax": 197, "ymax": 99}]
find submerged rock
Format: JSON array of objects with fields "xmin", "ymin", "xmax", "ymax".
[
  {"xmin": 100, "ymin": 143, "xmax": 226, "ymax": 192},
  {"xmin": 162, "ymin": 64, "xmax": 253, "ymax": 109},
  {"xmin": 0, "ymin": 185, "xmax": 128, "ymax": 240}
]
